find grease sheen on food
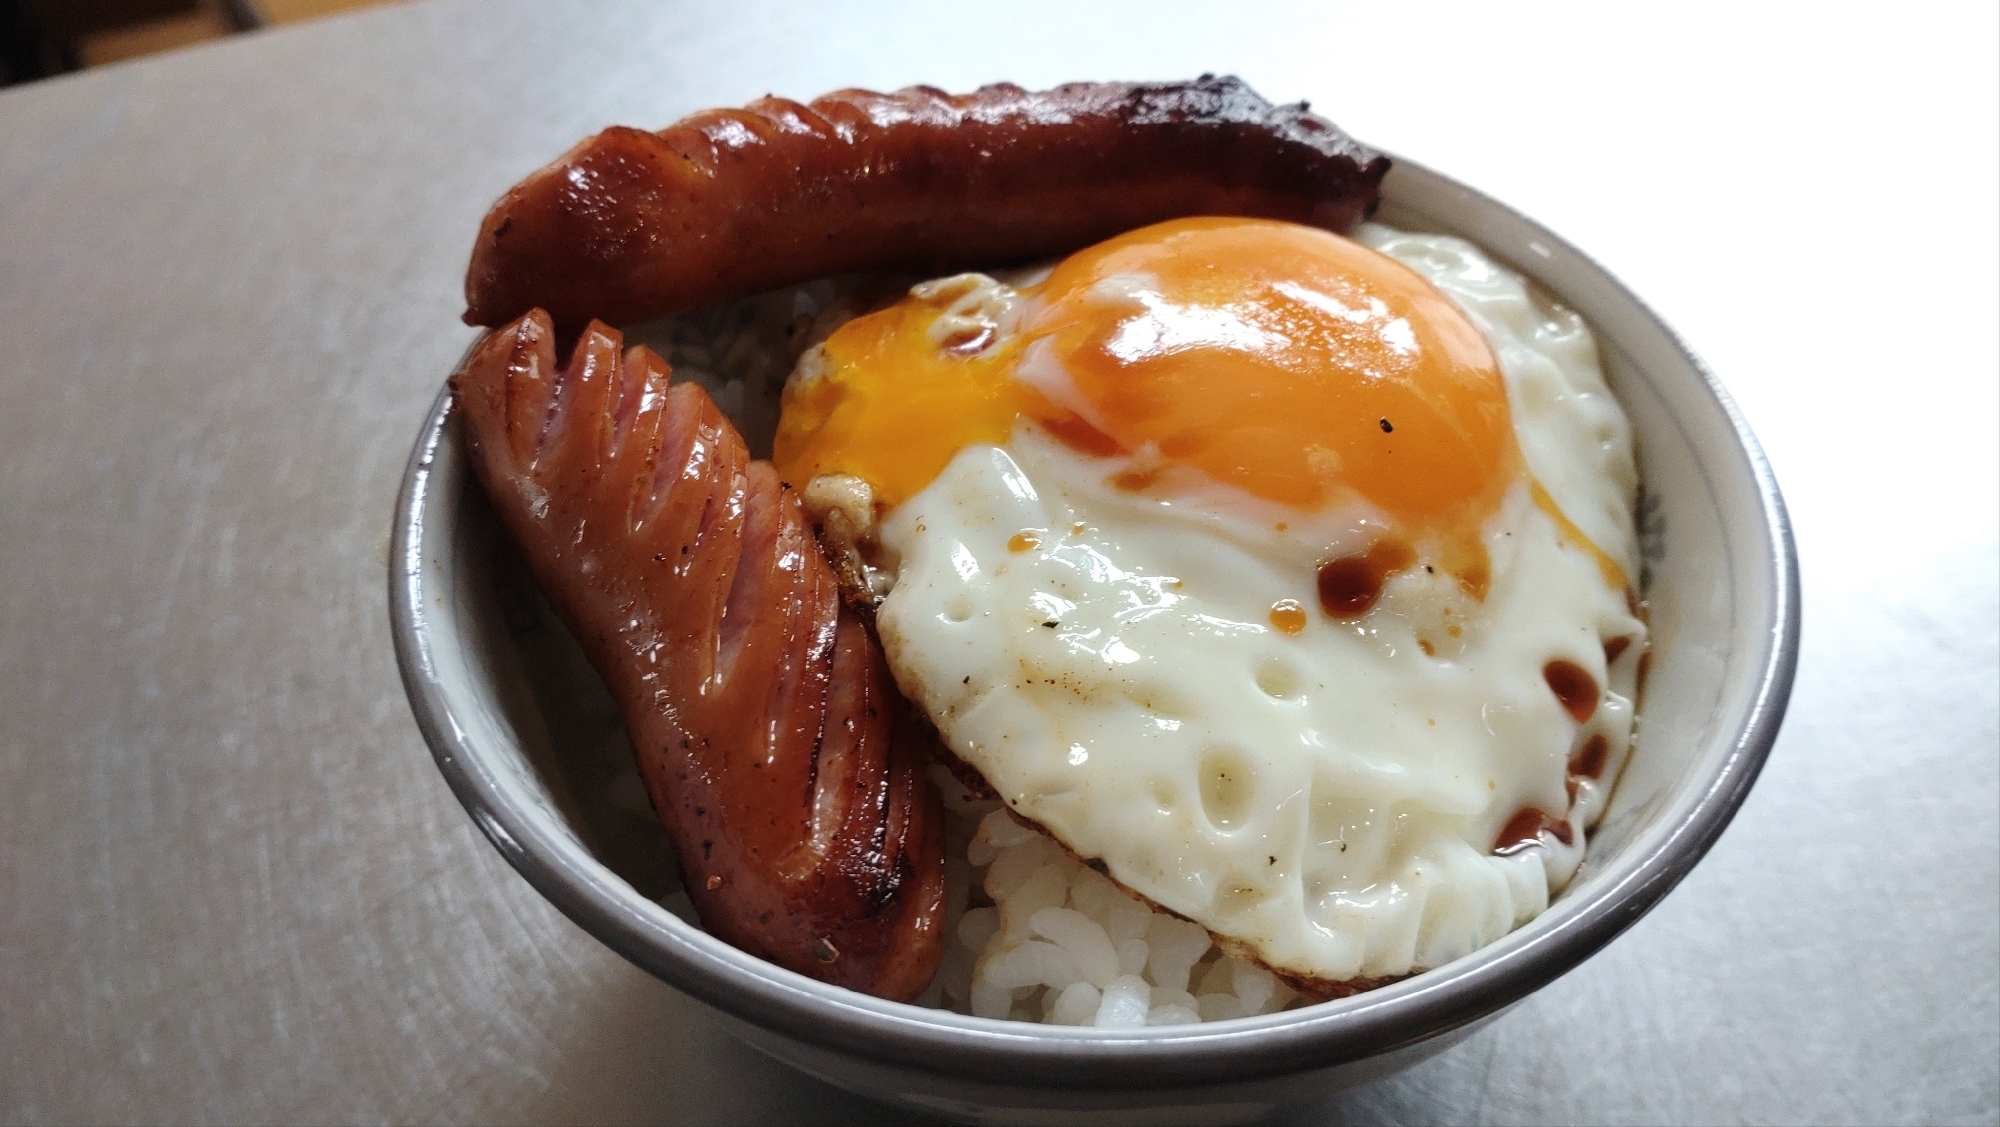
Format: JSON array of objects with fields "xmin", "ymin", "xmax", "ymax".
[{"xmin": 778, "ymin": 219, "xmax": 1647, "ymax": 992}]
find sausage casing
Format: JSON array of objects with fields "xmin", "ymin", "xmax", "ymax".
[
  {"xmin": 452, "ymin": 312, "xmax": 945, "ymax": 1000},
  {"xmin": 464, "ymin": 76, "xmax": 1389, "ymax": 332}
]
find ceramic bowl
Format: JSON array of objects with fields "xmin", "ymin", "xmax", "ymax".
[{"xmin": 389, "ymin": 155, "xmax": 1799, "ymax": 1125}]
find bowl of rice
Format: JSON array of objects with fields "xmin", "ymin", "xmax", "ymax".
[{"xmin": 389, "ymin": 155, "xmax": 1798, "ymax": 1123}]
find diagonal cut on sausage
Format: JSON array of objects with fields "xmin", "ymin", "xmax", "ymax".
[
  {"xmin": 463, "ymin": 75, "xmax": 1390, "ymax": 334},
  {"xmin": 453, "ymin": 77, "xmax": 1392, "ymax": 1000},
  {"xmin": 452, "ymin": 312, "xmax": 945, "ymax": 1000}
]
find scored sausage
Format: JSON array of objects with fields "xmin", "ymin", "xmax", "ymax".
[
  {"xmin": 452, "ymin": 313, "xmax": 945, "ymax": 1000},
  {"xmin": 463, "ymin": 75, "xmax": 1390, "ymax": 333},
  {"xmin": 453, "ymin": 78, "xmax": 1392, "ymax": 999}
]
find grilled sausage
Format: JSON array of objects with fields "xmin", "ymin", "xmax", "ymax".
[
  {"xmin": 464, "ymin": 75, "xmax": 1389, "ymax": 333},
  {"xmin": 452, "ymin": 312, "xmax": 945, "ymax": 1000}
]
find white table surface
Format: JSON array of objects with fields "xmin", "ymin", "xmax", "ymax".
[{"xmin": 2, "ymin": 1, "xmax": 1994, "ymax": 1123}]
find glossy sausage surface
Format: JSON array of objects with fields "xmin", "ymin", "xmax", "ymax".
[
  {"xmin": 452, "ymin": 312, "xmax": 945, "ymax": 1000},
  {"xmin": 464, "ymin": 75, "xmax": 1389, "ymax": 332}
]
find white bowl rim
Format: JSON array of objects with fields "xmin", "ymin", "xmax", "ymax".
[{"xmin": 388, "ymin": 152, "xmax": 1800, "ymax": 1092}]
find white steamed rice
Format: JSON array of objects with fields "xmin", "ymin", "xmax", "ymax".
[{"xmin": 919, "ymin": 768, "xmax": 1297, "ymax": 1025}]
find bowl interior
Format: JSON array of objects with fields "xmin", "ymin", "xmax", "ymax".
[{"xmin": 392, "ymin": 157, "xmax": 1795, "ymax": 1088}]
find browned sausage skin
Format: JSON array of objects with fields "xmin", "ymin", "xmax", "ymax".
[
  {"xmin": 451, "ymin": 313, "xmax": 945, "ymax": 1000},
  {"xmin": 464, "ymin": 75, "xmax": 1389, "ymax": 333}
]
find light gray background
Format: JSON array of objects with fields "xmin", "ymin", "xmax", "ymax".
[{"xmin": 1, "ymin": 1, "xmax": 1994, "ymax": 1123}]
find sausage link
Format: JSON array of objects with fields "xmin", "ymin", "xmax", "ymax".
[
  {"xmin": 452, "ymin": 312, "xmax": 945, "ymax": 1000},
  {"xmin": 464, "ymin": 75, "xmax": 1388, "ymax": 332}
]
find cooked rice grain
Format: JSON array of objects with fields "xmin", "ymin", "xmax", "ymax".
[{"xmin": 930, "ymin": 771, "xmax": 1297, "ymax": 1026}]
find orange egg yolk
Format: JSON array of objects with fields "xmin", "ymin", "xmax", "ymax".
[{"xmin": 773, "ymin": 217, "xmax": 1520, "ymax": 551}]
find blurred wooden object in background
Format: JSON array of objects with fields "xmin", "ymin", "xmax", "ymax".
[
  {"xmin": 0, "ymin": 0, "xmax": 396, "ymax": 83},
  {"xmin": 73, "ymin": 0, "xmax": 241, "ymax": 67},
  {"xmin": 252, "ymin": 0, "xmax": 389, "ymax": 22}
]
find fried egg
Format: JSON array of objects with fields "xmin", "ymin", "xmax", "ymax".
[{"xmin": 772, "ymin": 217, "xmax": 1646, "ymax": 987}]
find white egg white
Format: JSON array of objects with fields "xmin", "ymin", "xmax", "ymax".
[{"xmin": 872, "ymin": 226, "xmax": 1646, "ymax": 985}]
